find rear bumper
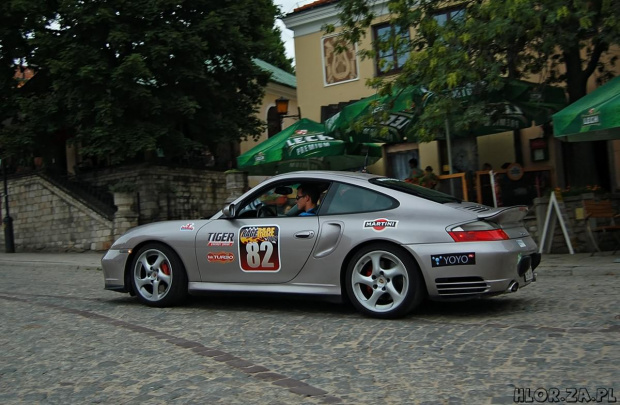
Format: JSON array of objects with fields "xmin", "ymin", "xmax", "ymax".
[{"xmin": 405, "ymin": 238, "xmax": 540, "ymax": 300}]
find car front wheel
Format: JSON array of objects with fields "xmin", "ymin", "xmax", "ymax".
[
  {"xmin": 131, "ymin": 243, "xmax": 188, "ymax": 307},
  {"xmin": 345, "ymin": 244, "xmax": 424, "ymax": 319}
]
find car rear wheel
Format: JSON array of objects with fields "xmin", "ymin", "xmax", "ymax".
[
  {"xmin": 345, "ymin": 243, "xmax": 424, "ymax": 319},
  {"xmin": 131, "ymin": 243, "xmax": 187, "ymax": 307}
]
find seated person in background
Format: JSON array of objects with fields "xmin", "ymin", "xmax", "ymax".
[
  {"xmin": 296, "ymin": 183, "xmax": 320, "ymax": 216},
  {"xmin": 420, "ymin": 166, "xmax": 440, "ymax": 189}
]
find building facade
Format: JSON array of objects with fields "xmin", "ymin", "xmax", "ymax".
[{"xmin": 283, "ymin": 0, "xmax": 620, "ymax": 197}]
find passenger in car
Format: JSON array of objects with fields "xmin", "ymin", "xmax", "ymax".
[{"xmin": 296, "ymin": 183, "xmax": 320, "ymax": 216}]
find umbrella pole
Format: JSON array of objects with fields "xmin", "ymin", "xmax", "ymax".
[{"xmin": 445, "ymin": 118, "xmax": 455, "ymax": 196}]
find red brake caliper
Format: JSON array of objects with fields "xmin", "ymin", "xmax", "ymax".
[
  {"xmin": 161, "ymin": 262, "xmax": 171, "ymax": 276},
  {"xmin": 363, "ymin": 263, "xmax": 373, "ymax": 297}
]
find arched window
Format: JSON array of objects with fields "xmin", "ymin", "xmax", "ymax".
[{"xmin": 267, "ymin": 106, "xmax": 282, "ymax": 138}]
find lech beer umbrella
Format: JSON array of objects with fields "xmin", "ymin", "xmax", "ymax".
[
  {"xmin": 553, "ymin": 75, "xmax": 620, "ymax": 142},
  {"xmin": 237, "ymin": 118, "xmax": 382, "ymax": 175},
  {"xmin": 325, "ymin": 80, "xmax": 566, "ymax": 144}
]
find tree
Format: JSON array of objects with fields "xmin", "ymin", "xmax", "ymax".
[
  {"xmin": 1, "ymin": 0, "xmax": 291, "ymax": 165},
  {"xmin": 330, "ymin": 0, "xmax": 620, "ymax": 141},
  {"xmin": 0, "ymin": 0, "xmax": 54, "ymax": 162},
  {"xmin": 257, "ymin": 24, "xmax": 295, "ymax": 74}
]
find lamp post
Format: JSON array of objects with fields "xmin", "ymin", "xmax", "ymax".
[
  {"xmin": 275, "ymin": 97, "xmax": 302, "ymax": 124},
  {"xmin": 2, "ymin": 158, "xmax": 15, "ymax": 253}
]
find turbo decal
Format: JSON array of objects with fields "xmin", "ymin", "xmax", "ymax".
[
  {"xmin": 207, "ymin": 251, "xmax": 235, "ymax": 263},
  {"xmin": 180, "ymin": 223, "xmax": 195, "ymax": 231},
  {"xmin": 363, "ymin": 218, "xmax": 398, "ymax": 232},
  {"xmin": 431, "ymin": 253, "xmax": 476, "ymax": 268},
  {"xmin": 238, "ymin": 225, "xmax": 281, "ymax": 272},
  {"xmin": 207, "ymin": 232, "xmax": 235, "ymax": 246}
]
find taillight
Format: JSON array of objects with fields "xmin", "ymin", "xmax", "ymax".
[{"xmin": 448, "ymin": 222, "xmax": 509, "ymax": 242}]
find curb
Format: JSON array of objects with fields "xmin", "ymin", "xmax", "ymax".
[
  {"xmin": 0, "ymin": 259, "xmax": 102, "ymax": 271},
  {"xmin": 0, "ymin": 253, "xmax": 103, "ymax": 271}
]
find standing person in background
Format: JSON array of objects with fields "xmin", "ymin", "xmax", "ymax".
[
  {"xmin": 421, "ymin": 166, "xmax": 440, "ymax": 189},
  {"xmin": 405, "ymin": 158, "xmax": 424, "ymax": 185}
]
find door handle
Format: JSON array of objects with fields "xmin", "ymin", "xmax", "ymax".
[{"xmin": 294, "ymin": 231, "xmax": 315, "ymax": 239}]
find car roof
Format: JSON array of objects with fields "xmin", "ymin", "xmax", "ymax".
[{"xmin": 268, "ymin": 170, "xmax": 383, "ymax": 182}]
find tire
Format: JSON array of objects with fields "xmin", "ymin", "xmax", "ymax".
[
  {"xmin": 130, "ymin": 243, "xmax": 188, "ymax": 307},
  {"xmin": 345, "ymin": 243, "xmax": 424, "ymax": 319}
]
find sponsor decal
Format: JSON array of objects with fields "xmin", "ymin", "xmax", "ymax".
[
  {"xmin": 431, "ymin": 252, "xmax": 476, "ymax": 267},
  {"xmin": 582, "ymin": 108, "xmax": 600, "ymax": 127},
  {"xmin": 207, "ymin": 232, "xmax": 235, "ymax": 246},
  {"xmin": 516, "ymin": 239, "xmax": 526, "ymax": 248},
  {"xmin": 180, "ymin": 223, "xmax": 195, "ymax": 231},
  {"xmin": 363, "ymin": 218, "xmax": 398, "ymax": 232},
  {"xmin": 238, "ymin": 225, "xmax": 281, "ymax": 272},
  {"xmin": 207, "ymin": 251, "xmax": 235, "ymax": 263}
]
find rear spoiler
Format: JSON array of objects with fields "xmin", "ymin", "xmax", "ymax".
[{"xmin": 476, "ymin": 205, "xmax": 529, "ymax": 225}]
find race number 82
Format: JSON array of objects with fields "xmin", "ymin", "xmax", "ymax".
[{"xmin": 239, "ymin": 225, "xmax": 281, "ymax": 272}]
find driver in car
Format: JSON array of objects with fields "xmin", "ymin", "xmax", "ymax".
[{"xmin": 296, "ymin": 184, "xmax": 319, "ymax": 216}]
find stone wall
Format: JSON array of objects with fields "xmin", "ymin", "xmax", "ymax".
[
  {"xmin": 79, "ymin": 164, "xmax": 232, "ymax": 223},
  {"xmin": 0, "ymin": 166, "xmax": 245, "ymax": 252},
  {"xmin": 526, "ymin": 193, "xmax": 620, "ymax": 254},
  {"xmin": 0, "ymin": 174, "xmax": 114, "ymax": 251}
]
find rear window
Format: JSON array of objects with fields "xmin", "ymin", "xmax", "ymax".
[
  {"xmin": 370, "ymin": 177, "xmax": 461, "ymax": 204},
  {"xmin": 322, "ymin": 183, "xmax": 398, "ymax": 214}
]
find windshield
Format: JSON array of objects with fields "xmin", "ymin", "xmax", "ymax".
[{"xmin": 370, "ymin": 177, "xmax": 462, "ymax": 204}]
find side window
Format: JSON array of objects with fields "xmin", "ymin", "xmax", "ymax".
[
  {"xmin": 237, "ymin": 184, "xmax": 296, "ymax": 218},
  {"xmin": 323, "ymin": 183, "xmax": 397, "ymax": 215},
  {"xmin": 236, "ymin": 181, "xmax": 331, "ymax": 218}
]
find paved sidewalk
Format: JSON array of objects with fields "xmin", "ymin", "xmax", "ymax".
[
  {"xmin": 0, "ymin": 250, "xmax": 618, "ymax": 276},
  {"xmin": 0, "ymin": 251, "xmax": 104, "ymax": 271}
]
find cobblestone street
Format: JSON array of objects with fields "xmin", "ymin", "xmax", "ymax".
[{"xmin": 0, "ymin": 252, "xmax": 618, "ymax": 404}]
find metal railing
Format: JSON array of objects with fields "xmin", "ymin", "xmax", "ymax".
[{"xmin": 38, "ymin": 170, "xmax": 116, "ymax": 220}]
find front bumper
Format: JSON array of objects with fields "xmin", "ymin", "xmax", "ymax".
[{"xmin": 102, "ymin": 249, "xmax": 131, "ymax": 292}]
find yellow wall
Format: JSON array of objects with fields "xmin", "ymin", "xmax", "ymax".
[
  {"xmin": 295, "ymin": 31, "xmax": 378, "ymax": 121},
  {"xmin": 476, "ymin": 131, "xmax": 516, "ymax": 170},
  {"xmin": 419, "ymin": 141, "xmax": 441, "ymax": 173},
  {"xmin": 239, "ymin": 82, "xmax": 298, "ymax": 156}
]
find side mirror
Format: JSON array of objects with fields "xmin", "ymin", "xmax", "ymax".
[{"xmin": 222, "ymin": 203, "xmax": 236, "ymax": 218}]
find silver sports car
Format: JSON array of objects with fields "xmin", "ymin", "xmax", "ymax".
[{"xmin": 102, "ymin": 171, "xmax": 541, "ymax": 319}]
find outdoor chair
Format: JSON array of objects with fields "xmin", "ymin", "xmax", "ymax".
[{"xmin": 582, "ymin": 199, "xmax": 620, "ymax": 255}]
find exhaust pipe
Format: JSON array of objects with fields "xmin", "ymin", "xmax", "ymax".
[{"xmin": 506, "ymin": 281, "xmax": 519, "ymax": 293}]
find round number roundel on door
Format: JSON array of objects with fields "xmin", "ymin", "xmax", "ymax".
[{"xmin": 238, "ymin": 225, "xmax": 281, "ymax": 272}]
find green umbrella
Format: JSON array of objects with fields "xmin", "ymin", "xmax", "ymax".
[
  {"xmin": 325, "ymin": 85, "xmax": 431, "ymax": 143},
  {"xmin": 469, "ymin": 79, "xmax": 567, "ymax": 136},
  {"xmin": 325, "ymin": 80, "xmax": 566, "ymax": 143},
  {"xmin": 553, "ymin": 76, "xmax": 620, "ymax": 142},
  {"xmin": 237, "ymin": 118, "xmax": 382, "ymax": 175}
]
